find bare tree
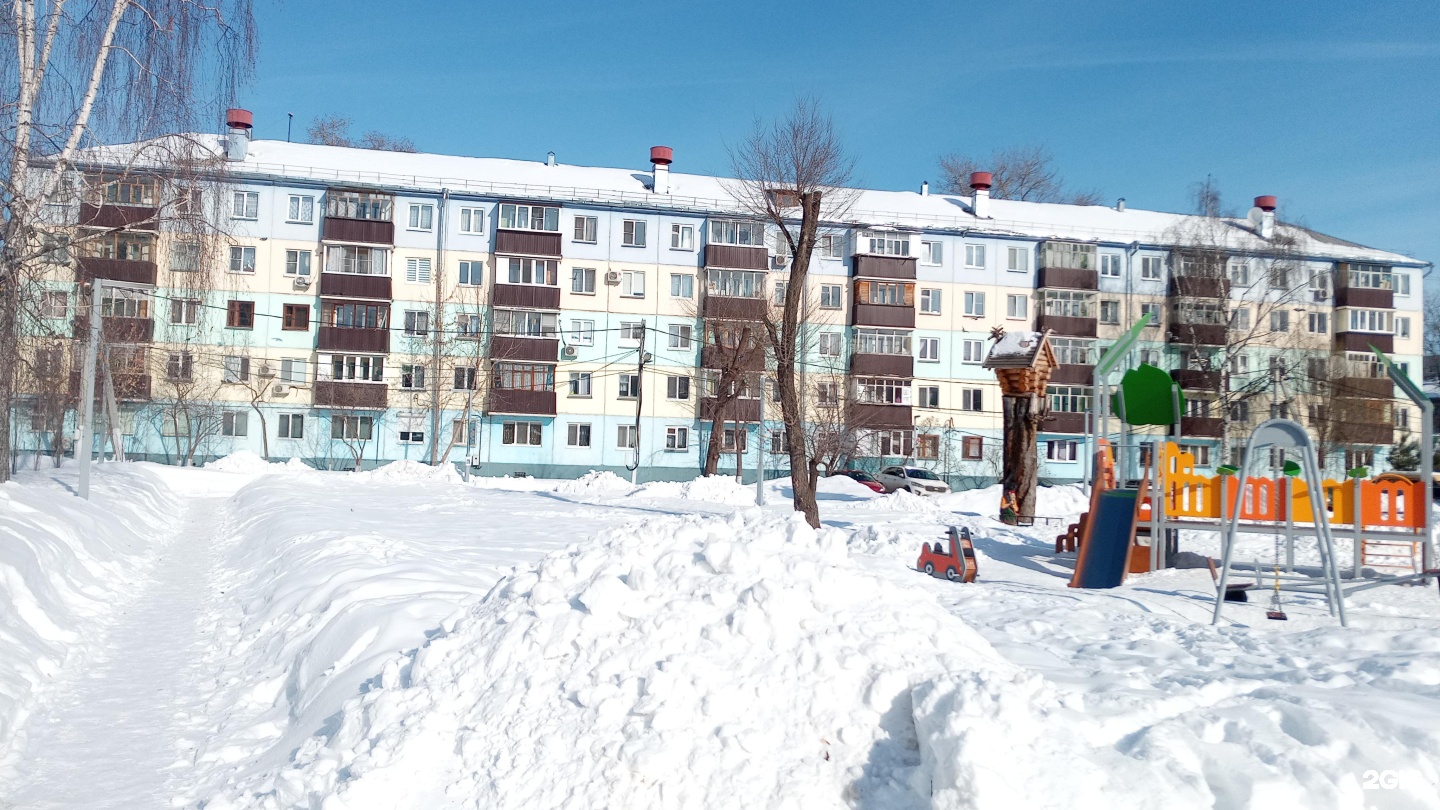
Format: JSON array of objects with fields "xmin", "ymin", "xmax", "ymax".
[
  {"xmin": 306, "ymin": 114, "xmax": 416, "ymax": 153},
  {"xmin": 698, "ymin": 317, "xmax": 763, "ymax": 476},
  {"xmin": 728, "ymin": 98, "xmax": 855, "ymax": 528},
  {"xmin": 938, "ymin": 145, "xmax": 1101, "ymax": 204}
]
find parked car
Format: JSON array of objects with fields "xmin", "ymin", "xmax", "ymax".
[
  {"xmin": 875, "ymin": 466, "xmax": 952, "ymax": 495},
  {"xmin": 832, "ymin": 469, "xmax": 885, "ymax": 493}
]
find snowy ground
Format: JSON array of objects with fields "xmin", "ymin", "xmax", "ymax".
[{"xmin": 1, "ymin": 456, "xmax": 1438, "ymax": 809}]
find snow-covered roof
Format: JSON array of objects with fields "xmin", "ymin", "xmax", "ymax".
[
  {"xmin": 984, "ymin": 330, "xmax": 1049, "ymax": 369},
  {"xmin": 75, "ymin": 134, "xmax": 1427, "ymax": 266}
]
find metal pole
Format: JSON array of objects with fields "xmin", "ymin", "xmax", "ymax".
[
  {"xmin": 755, "ymin": 375, "xmax": 765, "ymax": 505},
  {"xmin": 429, "ymin": 189, "xmax": 448, "ymax": 466},
  {"xmin": 102, "ymin": 350, "xmax": 125, "ymax": 462},
  {"xmin": 629, "ymin": 321, "xmax": 646, "ymax": 485},
  {"xmin": 287, "ymin": 113, "xmax": 293, "ymax": 142},
  {"xmin": 77, "ymin": 279, "xmax": 103, "ymax": 499}
]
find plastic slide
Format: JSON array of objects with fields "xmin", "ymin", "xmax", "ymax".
[{"xmin": 1069, "ymin": 489, "xmax": 1140, "ymax": 589}]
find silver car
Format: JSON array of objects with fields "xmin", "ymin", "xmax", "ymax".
[{"xmin": 876, "ymin": 466, "xmax": 951, "ymax": 495}]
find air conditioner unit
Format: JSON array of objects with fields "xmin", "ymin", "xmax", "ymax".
[
  {"xmin": 272, "ymin": 384, "xmax": 289, "ymax": 396},
  {"xmin": 293, "ymin": 276, "xmax": 312, "ymax": 289},
  {"xmin": 561, "ymin": 345, "xmax": 578, "ymax": 359},
  {"xmin": 257, "ymin": 364, "xmax": 276, "ymax": 378},
  {"xmin": 772, "ymin": 254, "xmax": 790, "ymax": 268},
  {"xmin": 604, "ymin": 270, "xmax": 621, "ymax": 285}
]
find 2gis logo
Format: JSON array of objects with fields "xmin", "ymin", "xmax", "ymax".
[{"xmin": 1361, "ymin": 769, "xmax": 1429, "ymax": 791}]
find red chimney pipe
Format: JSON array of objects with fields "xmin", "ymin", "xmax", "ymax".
[
  {"xmin": 970, "ymin": 171, "xmax": 993, "ymax": 191},
  {"xmin": 226, "ymin": 108, "xmax": 253, "ymax": 130},
  {"xmin": 1254, "ymin": 195, "xmax": 1277, "ymax": 212},
  {"xmin": 650, "ymin": 146, "xmax": 673, "ymax": 166}
]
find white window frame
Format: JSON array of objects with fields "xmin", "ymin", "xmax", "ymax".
[
  {"xmin": 963, "ymin": 291, "xmax": 986, "ymax": 317},
  {"xmin": 665, "ymin": 426, "xmax": 689, "ymax": 451},
  {"xmin": 670, "ymin": 273, "xmax": 694, "ymax": 298},
  {"xmin": 621, "ymin": 270, "xmax": 646, "ymax": 298},
  {"xmin": 405, "ymin": 257, "xmax": 433, "ymax": 284},
  {"xmin": 502, "ymin": 421, "xmax": 544, "ymax": 445},
  {"xmin": 568, "ymin": 372, "xmax": 592, "ymax": 397},
  {"xmin": 666, "ymin": 375, "xmax": 690, "ymax": 401},
  {"xmin": 964, "ymin": 244, "xmax": 986, "ymax": 269},
  {"xmin": 819, "ymin": 284, "xmax": 843, "ymax": 309},
  {"xmin": 921, "ymin": 240, "xmax": 943, "ymax": 266},
  {"xmin": 1099, "ymin": 253, "xmax": 1122, "ymax": 278},
  {"xmin": 566, "ymin": 423, "xmax": 591, "ymax": 447},
  {"xmin": 229, "ymin": 245, "xmax": 256, "ymax": 274},
  {"xmin": 1047, "ymin": 440, "xmax": 1079, "ymax": 462},
  {"xmin": 962, "ymin": 339, "xmax": 984, "ymax": 364},
  {"xmin": 1007, "ymin": 294, "xmax": 1029, "ymax": 320},
  {"xmin": 285, "ymin": 249, "xmax": 312, "ymax": 277},
  {"xmin": 919, "ymin": 288, "xmax": 942, "ymax": 314},
  {"xmin": 616, "ymin": 424, "xmax": 638, "ymax": 449},
  {"xmin": 231, "ymin": 191, "xmax": 258, "ymax": 220},
  {"xmin": 458, "ymin": 207, "xmax": 485, "ymax": 235},
  {"xmin": 571, "ymin": 267, "xmax": 596, "ymax": 295},
  {"xmin": 670, "ymin": 223, "xmax": 695, "ymax": 250},
  {"xmin": 622, "ymin": 219, "xmax": 647, "ymax": 247},
  {"xmin": 917, "ymin": 337, "xmax": 940, "ymax": 362},
  {"xmin": 1141, "ymin": 256, "xmax": 1163, "ymax": 280},
  {"xmin": 458, "ymin": 260, "xmax": 483, "ymax": 286},
  {"xmin": 818, "ymin": 332, "xmax": 842, "ymax": 357},
  {"xmin": 961, "ymin": 388, "xmax": 983, "ymax": 412},
  {"xmin": 667, "ymin": 323, "xmax": 692, "ymax": 349},
  {"xmin": 1006, "ymin": 246, "xmax": 1029, "ymax": 273},
  {"xmin": 278, "ymin": 413, "xmax": 304, "ymax": 440},
  {"xmin": 573, "ymin": 215, "xmax": 597, "ymax": 243},
  {"xmin": 286, "ymin": 194, "xmax": 315, "ymax": 224},
  {"xmin": 570, "ymin": 319, "xmax": 595, "ymax": 345}
]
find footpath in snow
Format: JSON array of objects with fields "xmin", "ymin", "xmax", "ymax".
[{"xmin": 0, "ymin": 456, "xmax": 1438, "ymax": 809}]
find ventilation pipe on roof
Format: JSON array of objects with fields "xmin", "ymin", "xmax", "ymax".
[
  {"xmin": 970, "ymin": 171, "xmax": 992, "ymax": 218},
  {"xmin": 650, "ymin": 146, "xmax": 673, "ymax": 194},
  {"xmin": 546, "ymin": 151, "xmax": 555, "ymax": 166},
  {"xmin": 1116, "ymin": 198, "xmax": 1126, "ymax": 212},
  {"xmin": 1252, "ymin": 195, "xmax": 1277, "ymax": 239},
  {"xmin": 921, "ymin": 181, "xmax": 929, "ymax": 197},
  {"xmin": 225, "ymin": 108, "xmax": 252, "ymax": 162}
]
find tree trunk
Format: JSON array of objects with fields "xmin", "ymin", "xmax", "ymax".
[
  {"xmin": 1001, "ymin": 393, "xmax": 1041, "ymax": 523},
  {"xmin": 703, "ymin": 419, "xmax": 725, "ymax": 476},
  {"xmin": 0, "ymin": 273, "xmax": 16, "ymax": 483},
  {"xmin": 778, "ymin": 192, "xmax": 823, "ymax": 528}
]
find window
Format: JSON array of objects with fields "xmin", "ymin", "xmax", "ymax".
[
  {"xmin": 1049, "ymin": 385, "xmax": 1093, "ymax": 413},
  {"xmin": 278, "ymin": 414, "xmax": 304, "ymax": 440},
  {"xmin": 853, "ymin": 329, "xmax": 911, "ymax": 356},
  {"xmin": 280, "ymin": 358, "xmax": 307, "ymax": 383},
  {"xmin": 1047, "ymin": 440, "xmax": 1079, "ymax": 462},
  {"xmin": 573, "ymin": 215, "xmax": 597, "ymax": 243},
  {"xmin": 1007, "ymin": 246, "xmax": 1029, "ymax": 273},
  {"xmin": 721, "ymin": 428, "xmax": 749, "ymax": 452},
  {"xmin": 325, "ymin": 245, "xmax": 389, "ymax": 276},
  {"xmin": 570, "ymin": 267, "xmax": 596, "ymax": 294},
  {"xmin": 868, "ymin": 282, "xmax": 906, "ymax": 306},
  {"xmin": 170, "ymin": 297, "xmax": 198, "ymax": 325},
  {"xmin": 499, "ymin": 204, "xmax": 559, "ymax": 232},
  {"xmin": 820, "ymin": 284, "xmax": 842, "ymax": 309},
  {"xmin": 1139, "ymin": 349, "xmax": 1161, "ymax": 367},
  {"xmin": 1051, "ymin": 338, "xmax": 1095, "ymax": 365},
  {"xmin": 818, "ymin": 332, "xmax": 842, "ymax": 357},
  {"xmin": 222, "ymin": 411, "xmax": 248, "ymax": 437},
  {"xmin": 93, "ymin": 174, "xmax": 156, "ymax": 206},
  {"xmin": 458, "ymin": 207, "xmax": 485, "ymax": 235},
  {"xmin": 1099, "ymin": 300, "xmax": 1119, "ymax": 324},
  {"xmin": 493, "ymin": 309, "xmax": 558, "ymax": 340},
  {"xmin": 453, "ymin": 419, "xmax": 476, "ymax": 447},
  {"xmin": 327, "ymin": 191, "xmax": 392, "ymax": 221},
  {"xmin": 818, "ymin": 233, "xmax": 843, "ymax": 258},
  {"xmin": 453, "ymin": 366, "xmax": 477, "ymax": 391},
  {"xmin": 83, "ymin": 232, "xmax": 152, "ymax": 262},
  {"xmin": 1396, "ymin": 317, "xmax": 1411, "ymax": 339},
  {"xmin": 1043, "ymin": 290, "xmax": 1095, "ymax": 318},
  {"xmin": 964, "ymin": 244, "xmax": 986, "ymax": 269},
  {"xmin": 667, "ymin": 324, "xmax": 693, "ymax": 349},
  {"xmin": 1100, "ymin": 254, "xmax": 1122, "ymax": 277},
  {"xmin": 1270, "ymin": 310, "xmax": 1289, "ymax": 333},
  {"xmin": 404, "ymin": 257, "xmax": 432, "ymax": 284},
  {"xmin": 1005, "ymin": 294, "xmax": 1030, "ymax": 320},
  {"xmin": 1270, "ymin": 402, "xmax": 1291, "ymax": 420},
  {"xmin": 772, "ymin": 280, "xmax": 788, "ymax": 306},
  {"xmin": 1346, "ymin": 449, "xmax": 1374, "ymax": 470},
  {"xmin": 671, "ymin": 223, "xmax": 695, "ymax": 250},
  {"xmin": 226, "ymin": 300, "xmax": 255, "ymax": 329},
  {"xmin": 324, "ymin": 354, "xmax": 384, "ymax": 382},
  {"xmin": 1140, "ymin": 303, "xmax": 1160, "ymax": 325},
  {"xmin": 403, "ymin": 310, "xmax": 430, "ymax": 336},
  {"xmin": 667, "ymin": 376, "xmax": 690, "ymax": 400},
  {"xmin": 710, "ymin": 219, "xmax": 766, "ymax": 247},
  {"xmin": 919, "ymin": 289, "xmax": 942, "ymax": 314},
  {"xmin": 458, "ymin": 313, "xmax": 483, "ymax": 338},
  {"xmin": 921, "ymin": 241, "xmax": 943, "ymax": 265},
  {"xmin": 816, "ymin": 381, "xmax": 839, "ymax": 405},
  {"xmin": 768, "ymin": 429, "xmax": 790, "ymax": 455},
  {"xmin": 918, "ymin": 337, "xmax": 940, "ymax": 362},
  {"xmin": 170, "ymin": 241, "xmax": 199, "ymax": 272},
  {"xmin": 665, "ymin": 426, "xmax": 689, "ymax": 451},
  {"xmin": 1233, "ymin": 308, "xmax": 1251, "ymax": 332},
  {"xmin": 223, "ymin": 355, "xmax": 250, "ymax": 383},
  {"xmin": 40, "ymin": 291, "xmax": 68, "ymax": 319},
  {"xmin": 1394, "ymin": 272, "xmax": 1412, "ymax": 297},
  {"xmin": 284, "ymin": 249, "xmax": 312, "ymax": 277},
  {"xmin": 618, "ymin": 373, "xmax": 640, "ymax": 399},
  {"xmin": 229, "ymin": 246, "xmax": 256, "ymax": 274},
  {"xmin": 570, "ymin": 320, "xmax": 595, "ymax": 345},
  {"xmin": 952, "ymin": 436, "xmax": 979, "ymax": 460},
  {"xmin": 1227, "ymin": 260, "xmax": 1251, "ymax": 286},
  {"xmin": 231, "ymin": 191, "xmax": 258, "ymax": 220},
  {"xmin": 502, "ymin": 421, "xmax": 544, "ymax": 445},
  {"xmin": 1348, "ymin": 308, "xmax": 1393, "ymax": 333},
  {"xmin": 912, "ymin": 385, "xmax": 939, "ymax": 409},
  {"xmin": 406, "ymin": 204, "xmax": 434, "ymax": 231},
  {"xmin": 863, "ymin": 231, "xmax": 909, "ymax": 257},
  {"xmin": 282, "ymin": 304, "xmax": 309, "ymax": 330},
  {"xmin": 1344, "ymin": 263, "xmax": 1392, "ymax": 290},
  {"xmin": 566, "ymin": 423, "xmax": 591, "ymax": 447},
  {"xmin": 707, "ymin": 269, "xmax": 765, "ymax": 298},
  {"xmin": 619, "ymin": 322, "xmax": 645, "ymax": 344},
  {"xmin": 622, "ymin": 219, "xmax": 647, "ymax": 247},
  {"xmin": 330, "ymin": 415, "xmax": 374, "ymax": 442},
  {"xmin": 854, "ymin": 377, "xmax": 912, "ymax": 405},
  {"xmin": 962, "ymin": 339, "xmax": 984, "ymax": 363},
  {"xmin": 506, "ymin": 257, "xmax": 559, "ymax": 286},
  {"xmin": 400, "ymin": 364, "xmax": 426, "ymax": 389},
  {"xmin": 961, "ymin": 388, "xmax": 984, "ymax": 411},
  {"xmin": 569, "ymin": 372, "xmax": 592, "ymax": 397},
  {"xmin": 1180, "ymin": 444, "xmax": 1211, "ymax": 467},
  {"xmin": 458, "ymin": 260, "xmax": 482, "ymax": 286},
  {"xmin": 398, "ymin": 412, "xmax": 426, "ymax": 445},
  {"xmin": 100, "ymin": 288, "xmax": 149, "ymax": 319},
  {"xmin": 1141, "ymin": 256, "xmax": 1163, "ymax": 280},
  {"xmin": 286, "ymin": 195, "xmax": 315, "ymax": 224},
  {"xmin": 1232, "ymin": 402, "xmax": 1251, "ymax": 423},
  {"xmin": 874, "ymin": 430, "xmax": 911, "ymax": 457},
  {"xmin": 963, "ymin": 291, "xmax": 985, "ymax": 317},
  {"xmin": 621, "ymin": 270, "xmax": 646, "ymax": 298},
  {"xmin": 1308, "ymin": 312, "xmax": 1328, "ymax": 334},
  {"xmin": 166, "ymin": 352, "xmax": 193, "ymax": 381},
  {"xmin": 670, "ymin": 274, "xmax": 694, "ymax": 298},
  {"xmin": 1395, "ymin": 407, "xmax": 1411, "ymax": 431},
  {"xmin": 617, "ymin": 425, "xmax": 638, "ymax": 449}
]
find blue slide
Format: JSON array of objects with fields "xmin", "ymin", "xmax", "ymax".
[{"xmin": 1070, "ymin": 490, "xmax": 1137, "ymax": 589}]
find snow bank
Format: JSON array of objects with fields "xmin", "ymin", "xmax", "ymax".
[
  {"xmin": 204, "ymin": 451, "xmax": 311, "ymax": 475},
  {"xmin": 846, "ymin": 488, "xmax": 952, "ymax": 515},
  {"xmin": 0, "ymin": 465, "xmax": 178, "ymax": 772},
  {"xmin": 930, "ymin": 483, "xmax": 1090, "ymax": 518},
  {"xmin": 631, "ymin": 474, "xmax": 758, "ymax": 505},
  {"xmin": 553, "ymin": 470, "xmax": 637, "ymax": 499},
  {"xmin": 355, "ymin": 459, "xmax": 462, "ymax": 484},
  {"xmin": 209, "ymin": 510, "xmax": 1030, "ymax": 809}
]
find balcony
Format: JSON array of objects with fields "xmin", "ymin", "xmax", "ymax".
[
  {"xmin": 78, "ymin": 203, "xmax": 158, "ymax": 231},
  {"xmin": 492, "ymin": 284, "xmax": 561, "ymax": 310},
  {"xmin": 1180, "ymin": 416, "xmax": 1223, "ymax": 438},
  {"xmin": 1343, "ymin": 422, "xmax": 1395, "ymax": 446},
  {"xmin": 852, "ymin": 255, "xmax": 916, "ymax": 280},
  {"xmin": 850, "ymin": 353, "xmax": 914, "ymax": 377},
  {"xmin": 75, "ymin": 256, "xmax": 157, "ymax": 286},
  {"xmin": 490, "ymin": 336, "xmax": 559, "ymax": 363},
  {"xmin": 322, "ymin": 217, "xmax": 394, "ymax": 245},
  {"xmin": 1167, "ymin": 322, "xmax": 1226, "ymax": 346},
  {"xmin": 489, "ymin": 388, "xmax": 557, "ymax": 416},
  {"xmin": 1037, "ymin": 266, "xmax": 1097, "ymax": 290},
  {"xmin": 495, "ymin": 229, "xmax": 563, "ymax": 258},
  {"xmin": 701, "ymin": 344, "xmax": 765, "ymax": 371},
  {"xmin": 319, "ymin": 272, "xmax": 392, "ymax": 300},
  {"xmin": 314, "ymin": 381, "xmax": 388, "ymax": 409},
  {"xmin": 1170, "ymin": 368, "xmax": 1221, "ymax": 391},
  {"xmin": 1334, "ymin": 376, "xmax": 1394, "ymax": 399},
  {"xmin": 1334, "ymin": 286, "xmax": 1393, "ymax": 309},
  {"xmin": 705, "ymin": 244, "xmax": 768, "ymax": 271},
  {"xmin": 318, "ymin": 326, "xmax": 389, "ymax": 353},
  {"xmin": 1336, "ymin": 331, "xmax": 1394, "ymax": 353},
  {"xmin": 701, "ymin": 396, "xmax": 762, "ymax": 423},
  {"xmin": 1035, "ymin": 313, "xmax": 1096, "ymax": 337},
  {"xmin": 702, "ymin": 295, "xmax": 767, "ymax": 322},
  {"xmin": 846, "ymin": 402, "xmax": 912, "ymax": 429},
  {"xmin": 73, "ymin": 316, "xmax": 153, "ymax": 343},
  {"xmin": 852, "ymin": 304, "xmax": 915, "ymax": 329},
  {"xmin": 70, "ymin": 372, "xmax": 151, "ymax": 402},
  {"xmin": 1044, "ymin": 412, "xmax": 1088, "ymax": 434},
  {"xmin": 1169, "ymin": 276, "xmax": 1230, "ymax": 298}
]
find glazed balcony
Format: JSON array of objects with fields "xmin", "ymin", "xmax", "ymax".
[
  {"xmin": 489, "ymin": 388, "xmax": 557, "ymax": 416},
  {"xmin": 313, "ymin": 380, "xmax": 388, "ymax": 409},
  {"xmin": 75, "ymin": 256, "xmax": 157, "ymax": 286}
]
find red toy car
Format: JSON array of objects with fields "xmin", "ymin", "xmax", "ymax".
[{"xmin": 917, "ymin": 526, "xmax": 978, "ymax": 583}]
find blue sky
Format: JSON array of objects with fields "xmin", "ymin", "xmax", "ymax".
[{"xmin": 246, "ymin": 0, "xmax": 1438, "ymax": 270}]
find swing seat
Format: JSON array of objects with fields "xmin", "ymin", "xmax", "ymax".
[
  {"xmin": 1224, "ymin": 583, "xmax": 1251, "ymax": 602},
  {"xmin": 1265, "ymin": 610, "xmax": 1289, "ymax": 621}
]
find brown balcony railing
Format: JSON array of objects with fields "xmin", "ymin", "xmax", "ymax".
[
  {"xmin": 1180, "ymin": 416, "xmax": 1224, "ymax": 437},
  {"xmin": 1036, "ymin": 314, "xmax": 1097, "ymax": 337},
  {"xmin": 1334, "ymin": 287, "xmax": 1393, "ymax": 308},
  {"xmin": 489, "ymin": 388, "xmax": 557, "ymax": 416},
  {"xmin": 1334, "ymin": 376, "xmax": 1394, "ymax": 399},
  {"xmin": 70, "ymin": 372, "xmax": 151, "ymax": 402},
  {"xmin": 1167, "ymin": 322, "xmax": 1226, "ymax": 346},
  {"xmin": 1049, "ymin": 364, "xmax": 1094, "ymax": 385},
  {"xmin": 846, "ymin": 402, "xmax": 913, "ymax": 429},
  {"xmin": 1336, "ymin": 332, "xmax": 1393, "ymax": 353},
  {"xmin": 75, "ymin": 257, "xmax": 157, "ymax": 286},
  {"xmin": 322, "ymin": 217, "xmax": 394, "ymax": 244},
  {"xmin": 319, "ymin": 272, "xmax": 391, "ymax": 300},
  {"xmin": 1037, "ymin": 266, "xmax": 1098, "ymax": 290},
  {"xmin": 317, "ymin": 326, "xmax": 389, "ymax": 353},
  {"xmin": 850, "ymin": 353, "xmax": 914, "ymax": 377},
  {"xmin": 313, "ymin": 380, "xmax": 388, "ymax": 409},
  {"xmin": 492, "ymin": 284, "xmax": 561, "ymax": 310},
  {"xmin": 851, "ymin": 303, "xmax": 915, "ymax": 329},
  {"xmin": 78, "ymin": 203, "xmax": 159, "ymax": 230},
  {"xmin": 700, "ymin": 344, "xmax": 765, "ymax": 371},
  {"xmin": 491, "ymin": 336, "xmax": 559, "ymax": 362},
  {"xmin": 705, "ymin": 244, "xmax": 768, "ymax": 270},
  {"xmin": 495, "ymin": 229, "xmax": 562, "ymax": 257},
  {"xmin": 1170, "ymin": 368, "xmax": 1221, "ymax": 390},
  {"xmin": 701, "ymin": 396, "xmax": 762, "ymax": 423},
  {"xmin": 1169, "ymin": 276, "xmax": 1230, "ymax": 298},
  {"xmin": 702, "ymin": 295, "xmax": 767, "ymax": 321},
  {"xmin": 852, "ymin": 255, "xmax": 916, "ymax": 280},
  {"xmin": 1044, "ymin": 412, "xmax": 1088, "ymax": 434}
]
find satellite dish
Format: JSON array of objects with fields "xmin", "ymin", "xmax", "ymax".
[{"xmin": 1247, "ymin": 207, "xmax": 1264, "ymax": 228}]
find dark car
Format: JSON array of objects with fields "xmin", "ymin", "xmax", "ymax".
[{"xmin": 833, "ymin": 469, "xmax": 885, "ymax": 493}]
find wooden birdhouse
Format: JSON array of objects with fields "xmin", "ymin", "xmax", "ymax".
[{"xmin": 983, "ymin": 329, "xmax": 1057, "ymax": 397}]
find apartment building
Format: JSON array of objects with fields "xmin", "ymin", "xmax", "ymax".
[{"xmin": 18, "ymin": 110, "xmax": 1428, "ymax": 482}]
